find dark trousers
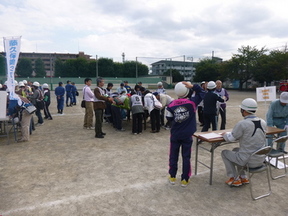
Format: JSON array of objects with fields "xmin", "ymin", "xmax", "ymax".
[
  {"xmin": 150, "ymin": 109, "xmax": 160, "ymax": 131},
  {"xmin": 132, "ymin": 113, "xmax": 143, "ymax": 133},
  {"xmin": 43, "ymin": 101, "xmax": 52, "ymax": 119},
  {"xmin": 218, "ymin": 108, "xmax": 226, "ymax": 130},
  {"xmin": 202, "ymin": 113, "xmax": 217, "ymax": 132},
  {"xmin": 66, "ymin": 92, "xmax": 72, "ymax": 105},
  {"xmin": 111, "ymin": 105, "xmax": 122, "ymax": 130},
  {"xmin": 35, "ymin": 106, "xmax": 43, "ymax": 124},
  {"xmin": 169, "ymin": 136, "xmax": 192, "ymax": 181},
  {"xmin": 197, "ymin": 106, "xmax": 204, "ymax": 125},
  {"xmin": 160, "ymin": 108, "xmax": 165, "ymax": 126},
  {"xmin": 57, "ymin": 96, "xmax": 64, "ymax": 111},
  {"xmin": 94, "ymin": 109, "xmax": 104, "ymax": 136}
]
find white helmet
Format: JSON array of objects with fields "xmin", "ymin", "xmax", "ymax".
[
  {"xmin": 18, "ymin": 82, "xmax": 25, "ymax": 87},
  {"xmin": 280, "ymin": 92, "xmax": 288, "ymax": 103},
  {"xmin": 14, "ymin": 80, "xmax": 18, "ymax": 86},
  {"xmin": 42, "ymin": 83, "xmax": 49, "ymax": 89},
  {"xmin": 157, "ymin": 82, "xmax": 163, "ymax": 86},
  {"xmin": 239, "ymin": 98, "xmax": 257, "ymax": 113},
  {"xmin": 33, "ymin": 81, "xmax": 40, "ymax": 87},
  {"xmin": 174, "ymin": 82, "xmax": 189, "ymax": 98},
  {"xmin": 0, "ymin": 84, "xmax": 2, "ymax": 89},
  {"xmin": 22, "ymin": 80, "xmax": 28, "ymax": 84},
  {"xmin": 207, "ymin": 81, "xmax": 216, "ymax": 90}
]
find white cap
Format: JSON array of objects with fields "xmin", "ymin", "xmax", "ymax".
[
  {"xmin": 0, "ymin": 84, "xmax": 2, "ymax": 89},
  {"xmin": 174, "ymin": 82, "xmax": 189, "ymax": 98},
  {"xmin": 33, "ymin": 81, "xmax": 40, "ymax": 87},
  {"xmin": 280, "ymin": 92, "xmax": 288, "ymax": 103},
  {"xmin": 22, "ymin": 80, "xmax": 28, "ymax": 84},
  {"xmin": 157, "ymin": 82, "xmax": 163, "ymax": 86},
  {"xmin": 207, "ymin": 81, "xmax": 216, "ymax": 90},
  {"xmin": 239, "ymin": 98, "xmax": 257, "ymax": 113}
]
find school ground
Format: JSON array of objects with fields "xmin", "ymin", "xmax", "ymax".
[{"xmin": 0, "ymin": 89, "xmax": 288, "ymax": 216}]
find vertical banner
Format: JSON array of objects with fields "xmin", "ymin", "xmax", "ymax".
[{"xmin": 3, "ymin": 36, "xmax": 21, "ymax": 100}]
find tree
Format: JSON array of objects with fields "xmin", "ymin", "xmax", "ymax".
[
  {"xmin": 98, "ymin": 58, "xmax": 114, "ymax": 77},
  {"xmin": 0, "ymin": 55, "xmax": 6, "ymax": 76},
  {"xmin": 163, "ymin": 69, "xmax": 184, "ymax": 82},
  {"xmin": 193, "ymin": 58, "xmax": 220, "ymax": 82},
  {"xmin": 34, "ymin": 58, "xmax": 46, "ymax": 77},
  {"xmin": 16, "ymin": 58, "xmax": 33, "ymax": 77},
  {"xmin": 226, "ymin": 45, "xmax": 267, "ymax": 90}
]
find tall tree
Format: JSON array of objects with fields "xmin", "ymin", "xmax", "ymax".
[
  {"xmin": 16, "ymin": 58, "xmax": 33, "ymax": 77},
  {"xmin": 193, "ymin": 58, "xmax": 220, "ymax": 82},
  {"xmin": 34, "ymin": 58, "xmax": 46, "ymax": 77},
  {"xmin": 0, "ymin": 55, "xmax": 6, "ymax": 76},
  {"xmin": 163, "ymin": 69, "xmax": 184, "ymax": 82}
]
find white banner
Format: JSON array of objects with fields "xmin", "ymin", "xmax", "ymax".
[
  {"xmin": 256, "ymin": 86, "xmax": 276, "ymax": 102},
  {"xmin": 3, "ymin": 36, "xmax": 21, "ymax": 100}
]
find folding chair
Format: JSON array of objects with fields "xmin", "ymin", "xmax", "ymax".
[
  {"xmin": 235, "ymin": 146, "xmax": 272, "ymax": 200},
  {"xmin": 267, "ymin": 136, "xmax": 288, "ymax": 180}
]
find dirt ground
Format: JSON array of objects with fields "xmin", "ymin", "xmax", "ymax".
[{"xmin": 0, "ymin": 88, "xmax": 288, "ymax": 216}]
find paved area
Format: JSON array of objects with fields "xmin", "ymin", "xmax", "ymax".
[{"xmin": 0, "ymin": 89, "xmax": 288, "ymax": 216}]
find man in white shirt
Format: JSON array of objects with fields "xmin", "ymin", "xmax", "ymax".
[{"xmin": 83, "ymin": 78, "xmax": 95, "ymax": 130}]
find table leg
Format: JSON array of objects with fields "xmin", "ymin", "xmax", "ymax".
[
  {"xmin": 209, "ymin": 144, "xmax": 215, "ymax": 185},
  {"xmin": 195, "ymin": 138, "xmax": 199, "ymax": 175}
]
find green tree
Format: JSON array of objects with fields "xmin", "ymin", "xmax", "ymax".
[
  {"xmin": 226, "ymin": 45, "xmax": 267, "ymax": 90},
  {"xmin": 54, "ymin": 58, "xmax": 65, "ymax": 77},
  {"xmin": 34, "ymin": 58, "xmax": 46, "ymax": 77},
  {"xmin": 0, "ymin": 55, "xmax": 6, "ymax": 76},
  {"xmin": 98, "ymin": 58, "xmax": 114, "ymax": 77},
  {"xmin": 193, "ymin": 58, "xmax": 220, "ymax": 82},
  {"xmin": 16, "ymin": 58, "xmax": 33, "ymax": 77},
  {"xmin": 163, "ymin": 69, "xmax": 184, "ymax": 82}
]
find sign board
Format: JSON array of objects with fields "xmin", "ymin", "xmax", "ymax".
[
  {"xmin": 256, "ymin": 86, "xmax": 276, "ymax": 102},
  {"xmin": 0, "ymin": 91, "xmax": 7, "ymax": 119}
]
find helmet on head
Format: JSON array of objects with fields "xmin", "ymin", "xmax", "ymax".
[
  {"xmin": 207, "ymin": 81, "xmax": 216, "ymax": 90},
  {"xmin": 22, "ymin": 80, "xmax": 27, "ymax": 84},
  {"xmin": 33, "ymin": 81, "xmax": 40, "ymax": 87},
  {"xmin": 14, "ymin": 80, "xmax": 18, "ymax": 86},
  {"xmin": 157, "ymin": 82, "xmax": 163, "ymax": 86},
  {"xmin": 280, "ymin": 92, "xmax": 288, "ymax": 103},
  {"xmin": 0, "ymin": 84, "xmax": 2, "ymax": 89},
  {"xmin": 239, "ymin": 98, "xmax": 257, "ymax": 113},
  {"xmin": 42, "ymin": 83, "xmax": 49, "ymax": 89},
  {"xmin": 18, "ymin": 82, "xmax": 25, "ymax": 87},
  {"xmin": 174, "ymin": 82, "xmax": 189, "ymax": 98}
]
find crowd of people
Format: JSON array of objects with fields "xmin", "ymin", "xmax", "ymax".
[{"xmin": 1, "ymin": 77, "xmax": 288, "ymax": 189}]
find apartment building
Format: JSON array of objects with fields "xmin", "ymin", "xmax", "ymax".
[{"xmin": 0, "ymin": 51, "xmax": 91, "ymax": 77}]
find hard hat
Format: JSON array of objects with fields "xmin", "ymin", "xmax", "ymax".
[
  {"xmin": 239, "ymin": 98, "xmax": 257, "ymax": 113},
  {"xmin": 280, "ymin": 92, "xmax": 288, "ymax": 103},
  {"xmin": 33, "ymin": 81, "xmax": 40, "ymax": 87},
  {"xmin": 42, "ymin": 83, "xmax": 49, "ymax": 89},
  {"xmin": 207, "ymin": 81, "xmax": 216, "ymax": 90},
  {"xmin": 174, "ymin": 82, "xmax": 189, "ymax": 98},
  {"xmin": 18, "ymin": 82, "xmax": 25, "ymax": 87},
  {"xmin": 157, "ymin": 82, "xmax": 163, "ymax": 86},
  {"xmin": 4, "ymin": 81, "xmax": 7, "ymax": 85},
  {"xmin": 0, "ymin": 84, "xmax": 2, "ymax": 89},
  {"xmin": 14, "ymin": 80, "xmax": 18, "ymax": 85},
  {"xmin": 22, "ymin": 80, "xmax": 27, "ymax": 84}
]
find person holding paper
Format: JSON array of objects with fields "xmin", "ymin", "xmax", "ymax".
[
  {"xmin": 221, "ymin": 98, "xmax": 267, "ymax": 186},
  {"xmin": 266, "ymin": 92, "xmax": 288, "ymax": 154}
]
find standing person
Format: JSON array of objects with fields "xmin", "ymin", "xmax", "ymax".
[
  {"xmin": 104, "ymin": 82, "xmax": 114, "ymax": 123},
  {"xmin": 94, "ymin": 77, "xmax": 114, "ymax": 138},
  {"xmin": 55, "ymin": 82, "xmax": 65, "ymax": 114},
  {"xmin": 130, "ymin": 90, "xmax": 144, "ymax": 134},
  {"xmin": 156, "ymin": 82, "xmax": 166, "ymax": 94},
  {"xmin": 83, "ymin": 78, "xmax": 95, "ymax": 130},
  {"xmin": 197, "ymin": 81, "xmax": 207, "ymax": 127},
  {"xmin": 266, "ymin": 92, "xmax": 288, "ymax": 154},
  {"xmin": 144, "ymin": 90, "xmax": 162, "ymax": 133},
  {"xmin": 201, "ymin": 81, "xmax": 224, "ymax": 132},
  {"xmin": 28, "ymin": 81, "xmax": 44, "ymax": 126},
  {"xmin": 215, "ymin": 80, "xmax": 229, "ymax": 130},
  {"xmin": 166, "ymin": 82, "xmax": 205, "ymax": 187},
  {"xmin": 42, "ymin": 83, "xmax": 53, "ymax": 120},
  {"xmin": 65, "ymin": 80, "xmax": 73, "ymax": 107},
  {"xmin": 71, "ymin": 82, "xmax": 78, "ymax": 105},
  {"xmin": 221, "ymin": 98, "xmax": 267, "ymax": 186},
  {"xmin": 123, "ymin": 81, "xmax": 132, "ymax": 93},
  {"xmin": 117, "ymin": 83, "xmax": 127, "ymax": 94}
]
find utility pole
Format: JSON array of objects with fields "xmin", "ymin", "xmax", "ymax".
[{"xmin": 96, "ymin": 55, "xmax": 98, "ymax": 79}]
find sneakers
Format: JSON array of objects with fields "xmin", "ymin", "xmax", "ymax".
[
  {"xmin": 87, "ymin": 127, "xmax": 95, "ymax": 130},
  {"xmin": 240, "ymin": 177, "xmax": 249, "ymax": 184},
  {"xmin": 168, "ymin": 177, "xmax": 176, "ymax": 185},
  {"xmin": 225, "ymin": 177, "xmax": 242, "ymax": 187},
  {"xmin": 181, "ymin": 179, "xmax": 190, "ymax": 187}
]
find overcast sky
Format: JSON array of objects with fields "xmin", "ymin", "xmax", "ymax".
[{"xmin": 1, "ymin": 0, "xmax": 288, "ymax": 66}]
